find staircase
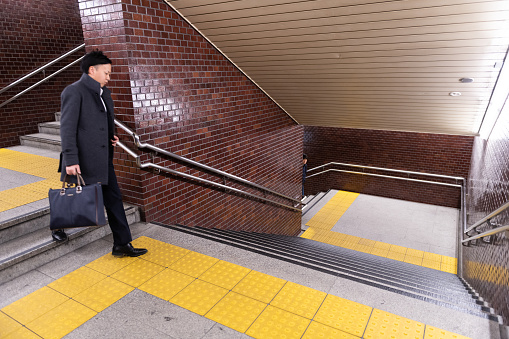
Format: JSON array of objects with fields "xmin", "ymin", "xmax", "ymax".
[
  {"xmin": 157, "ymin": 222, "xmax": 503, "ymax": 324},
  {"xmin": 0, "ymin": 113, "xmax": 140, "ymax": 285}
]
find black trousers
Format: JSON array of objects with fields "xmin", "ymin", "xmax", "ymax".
[{"xmin": 103, "ymin": 162, "xmax": 132, "ymax": 246}]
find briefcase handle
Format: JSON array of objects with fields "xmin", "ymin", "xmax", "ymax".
[{"xmin": 60, "ymin": 173, "xmax": 86, "ymax": 196}]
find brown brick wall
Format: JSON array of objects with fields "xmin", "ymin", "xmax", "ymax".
[
  {"xmin": 463, "ymin": 105, "xmax": 509, "ymax": 324},
  {"xmin": 78, "ymin": 0, "xmax": 303, "ymax": 235},
  {"xmin": 304, "ymin": 126, "xmax": 474, "ymax": 208},
  {"xmin": 0, "ymin": 0, "xmax": 84, "ymax": 148}
]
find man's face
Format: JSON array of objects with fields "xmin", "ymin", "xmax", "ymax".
[{"xmin": 88, "ymin": 63, "xmax": 111, "ymax": 87}]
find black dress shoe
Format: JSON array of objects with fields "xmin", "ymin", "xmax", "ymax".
[
  {"xmin": 112, "ymin": 243, "xmax": 148, "ymax": 257},
  {"xmin": 51, "ymin": 230, "xmax": 68, "ymax": 242}
]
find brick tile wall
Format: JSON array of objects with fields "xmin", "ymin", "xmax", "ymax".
[
  {"xmin": 463, "ymin": 104, "xmax": 509, "ymax": 324},
  {"xmin": 304, "ymin": 126, "xmax": 474, "ymax": 208},
  {"xmin": 0, "ymin": 0, "xmax": 84, "ymax": 148},
  {"xmin": 78, "ymin": 0, "xmax": 303, "ymax": 235}
]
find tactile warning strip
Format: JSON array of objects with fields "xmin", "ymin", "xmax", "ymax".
[
  {"xmin": 0, "ymin": 236, "xmax": 470, "ymax": 339},
  {"xmin": 302, "ymin": 227, "xmax": 458, "ymax": 274},
  {"xmin": 302, "ymin": 190, "xmax": 457, "ymax": 274},
  {"xmin": 0, "ymin": 149, "xmax": 61, "ymax": 213}
]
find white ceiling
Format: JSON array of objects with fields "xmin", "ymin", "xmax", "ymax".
[{"xmin": 168, "ymin": 0, "xmax": 509, "ymax": 136}]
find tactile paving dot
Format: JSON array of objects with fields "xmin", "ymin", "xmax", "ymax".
[
  {"xmin": 1, "ymin": 286, "xmax": 69, "ymax": 324},
  {"xmin": 25, "ymin": 299, "xmax": 96, "ymax": 339},
  {"xmin": 424, "ymin": 325, "xmax": 471, "ymax": 338},
  {"xmin": 364, "ymin": 309, "xmax": 425, "ymax": 339},
  {"xmin": 86, "ymin": 253, "xmax": 138, "ymax": 276},
  {"xmin": 48, "ymin": 266, "xmax": 107, "ymax": 297},
  {"xmin": 72, "ymin": 277, "xmax": 134, "ymax": 312},
  {"xmin": 169, "ymin": 251, "xmax": 220, "ymax": 278},
  {"xmin": 138, "ymin": 268, "xmax": 195, "ymax": 301},
  {"xmin": 422, "ymin": 259, "xmax": 441, "ymax": 270},
  {"xmin": 246, "ymin": 305, "xmax": 311, "ymax": 339},
  {"xmin": 313, "ymin": 294, "xmax": 372, "ymax": 337},
  {"xmin": 270, "ymin": 281, "xmax": 326, "ymax": 319},
  {"xmin": 199, "ymin": 260, "xmax": 251, "ymax": 289},
  {"xmin": 110, "ymin": 258, "xmax": 165, "ymax": 287},
  {"xmin": 232, "ymin": 270, "xmax": 286, "ymax": 303},
  {"xmin": 302, "ymin": 321, "xmax": 361, "ymax": 339},
  {"xmin": 170, "ymin": 279, "xmax": 229, "ymax": 316},
  {"xmin": 205, "ymin": 291, "xmax": 266, "ymax": 333}
]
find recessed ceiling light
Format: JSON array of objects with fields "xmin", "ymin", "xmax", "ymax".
[
  {"xmin": 460, "ymin": 78, "xmax": 474, "ymax": 83},
  {"xmin": 449, "ymin": 92, "xmax": 462, "ymax": 96}
]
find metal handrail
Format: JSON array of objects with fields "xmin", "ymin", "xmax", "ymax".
[
  {"xmin": 0, "ymin": 44, "xmax": 85, "ymax": 108},
  {"xmin": 462, "ymin": 225, "xmax": 509, "ymax": 243},
  {"xmin": 307, "ymin": 168, "xmax": 462, "ymax": 188},
  {"xmin": 114, "ymin": 119, "xmax": 300, "ymax": 204},
  {"xmin": 307, "ymin": 162, "xmax": 465, "ymax": 181},
  {"xmin": 464, "ymin": 201, "xmax": 509, "ymax": 235},
  {"xmin": 116, "ymin": 141, "xmax": 301, "ymax": 212}
]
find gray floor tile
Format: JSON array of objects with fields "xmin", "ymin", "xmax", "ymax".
[{"xmin": 112, "ymin": 290, "xmax": 216, "ymax": 339}]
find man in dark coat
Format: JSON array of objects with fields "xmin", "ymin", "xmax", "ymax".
[{"xmin": 54, "ymin": 50, "xmax": 147, "ymax": 257}]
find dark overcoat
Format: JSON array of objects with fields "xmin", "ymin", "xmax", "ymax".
[{"xmin": 59, "ymin": 73, "xmax": 115, "ymax": 185}]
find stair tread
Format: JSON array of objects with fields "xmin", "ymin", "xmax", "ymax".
[{"xmin": 21, "ymin": 133, "xmax": 61, "ymax": 142}]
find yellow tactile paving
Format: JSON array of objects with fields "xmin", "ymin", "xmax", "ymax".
[
  {"xmin": 314, "ymin": 294, "xmax": 372, "ymax": 337},
  {"xmin": 138, "ymin": 268, "xmax": 195, "ymax": 301},
  {"xmin": 302, "ymin": 226, "xmax": 457, "ymax": 273},
  {"xmin": 2, "ymin": 326, "xmax": 41, "ymax": 339},
  {"xmin": 132, "ymin": 236, "xmax": 189, "ymax": 267},
  {"xmin": 270, "ymin": 281, "xmax": 327, "ymax": 319},
  {"xmin": 305, "ymin": 191, "xmax": 359, "ymax": 230},
  {"xmin": 72, "ymin": 277, "xmax": 134, "ymax": 312},
  {"xmin": 170, "ymin": 279, "xmax": 229, "ymax": 316},
  {"xmin": 0, "ymin": 236, "xmax": 470, "ymax": 339},
  {"xmin": 302, "ymin": 321, "xmax": 361, "ymax": 339},
  {"xmin": 169, "ymin": 251, "xmax": 219, "ymax": 277},
  {"xmin": 25, "ymin": 299, "xmax": 96, "ymax": 339},
  {"xmin": 0, "ymin": 149, "xmax": 61, "ymax": 212},
  {"xmin": 425, "ymin": 325, "xmax": 471, "ymax": 338},
  {"xmin": 199, "ymin": 260, "xmax": 251, "ymax": 289},
  {"xmin": 1, "ymin": 286, "xmax": 69, "ymax": 324},
  {"xmin": 246, "ymin": 305, "xmax": 311, "ymax": 339},
  {"xmin": 110, "ymin": 258, "xmax": 165, "ymax": 287},
  {"xmin": 0, "ymin": 311, "xmax": 23, "ymax": 337},
  {"xmin": 232, "ymin": 270, "xmax": 286, "ymax": 304},
  {"xmin": 85, "ymin": 253, "xmax": 138, "ymax": 275},
  {"xmin": 364, "ymin": 309, "xmax": 425, "ymax": 339},
  {"xmin": 47, "ymin": 266, "xmax": 107, "ymax": 298},
  {"xmin": 205, "ymin": 291, "xmax": 266, "ymax": 333}
]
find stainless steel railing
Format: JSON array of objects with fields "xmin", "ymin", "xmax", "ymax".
[
  {"xmin": 115, "ymin": 139, "xmax": 301, "ymax": 212},
  {"xmin": 462, "ymin": 201, "xmax": 509, "ymax": 244},
  {"xmin": 114, "ymin": 119, "xmax": 300, "ymax": 205},
  {"xmin": 0, "ymin": 44, "xmax": 85, "ymax": 108}
]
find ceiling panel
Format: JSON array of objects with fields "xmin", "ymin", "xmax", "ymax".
[{"xmin": 168, "ymin": 0, "xmax": 509, "ymax": 135}]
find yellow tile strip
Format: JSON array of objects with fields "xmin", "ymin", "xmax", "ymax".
[
  {"xmin": 0, "ymin": 149, "xmax": 61, "ymax": 213},
  {"xmin": 0, "ymin": 236, "xmax": 469, "ymax": 339},
  {"xmin": 302, "ymin": 227, "xmax": 457, "ymax": 274},
  {"xmin": 302, "ymin": 190, "xmax": 457, "ymax": 274},
  {"xmin": 305, "ymin": 191, "xmax": 359, "ymax": 230}
]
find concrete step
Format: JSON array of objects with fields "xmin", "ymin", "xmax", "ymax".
[
  {"xmin": 38, "ymin": 121, "xmax": 61, "ymax": 135},
  {"xmin": 0, "ymin": 204, "xmax": 139, "ymax": 285},
  {"xmin": 301, "ymin": 195, "xmax": 315, "ymax": 205},
  {"xmin": 302, "ymin": 189, "xmax": 337, "ymax": 226},
  {"xmin": 302, "ymin": 191, "xmax": 325, "ymax": 212},
  {"xmin": 19, "ymin": 133, "xmax": 61, "ymax": 152}
]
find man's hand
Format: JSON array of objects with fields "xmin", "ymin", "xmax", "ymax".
[
  {"xmin": 111, "ymin": 135, "xmax": 119, "ymax": 147},
  {"xmin": 66, "ymin": 164, "xmax": 81, "ymax": 176}
]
